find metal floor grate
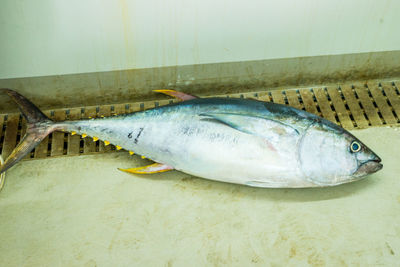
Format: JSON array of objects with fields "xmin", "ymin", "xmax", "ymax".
[{"xmin": 0, "ymin": 80, "xmax": 399, "ymax": 161}]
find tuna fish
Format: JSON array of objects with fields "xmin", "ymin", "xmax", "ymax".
[{"xmin": 0, "ymin": 88, "xmax": 382, "ymax": 188}]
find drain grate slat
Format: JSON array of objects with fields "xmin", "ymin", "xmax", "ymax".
[
  {"xmin": 368, "ymin": 83, "xmax": 397, "ymax": 124},
  {"xmin": 114, "ymin": 103, "xmax": 127, "ymax": 115},
  {"xmin": 257, "ymin": 92, "xmax": 271, "ymax": 102},
  {"xmin": 313, "ymin": 88, "xmax": 337, "ymax": 123},
  {"xmin": 326, "ymin": 86, "xmax": 354, "ymax": 129},
  {"xmin": 298, "ymin": 89, "xmax": 318, "ymax": 115},
  {"xmin": 142, "ymin": 101, "xmax": 156, "ymax": 111},
  {"xmin": 284, "ymin": 90, "xmax": 303, "ymax": 110},
  {"xmin": 34, "ymin": 111, "xmax": 52, "ymax": 158},
  {"xmin": 368, "ymin": 85, "xmax": 397, "ymax": 124},
  {"xmin": 1, "ymin": 114, "xmax": 19, "ymax": 159},
  {"xmin": 381, "ymin": 82, "xmax": 400, "ymax": 120},
  {"xmin": 51, "ymin": 110, "xmax": 66, "ymax": 157},
  {"xmin": 83, "ymin": 107, "xmax": 97, "ymax": 153},
  {"xmin": 98, "ymin": 105, "xmax": 112, "ymax": 153},
  {"xmin": 270, "ymin": 90, "xmax": 286, "ymax": 104},
  {"xmin": 340, "ymin": 85, "xmax": 370, "ymax": 128},
  {"xmin": 354, "ymin": 85, "xmax": 383, "ymax": 126},
  {"xmin": 1, "ymin": 81, "xmax": 400, "ymax": 162},
  {"xmin": 127, "ymin": 102, "xmax": 142, "ymax": 113},
  {"xmin": 67, "ymin": 108, "xmax": 82, "ymax": 155}
]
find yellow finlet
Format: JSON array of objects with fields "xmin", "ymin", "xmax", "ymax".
[
  {"xmin": 81, "ymin": 134, "xmax": 87, "ymax": 138},
  {"xmin": 116, "ymin": 145, "xmax": 122, "ymax": 150},
  {"xmin": 141, "ymin": 155, "xmax": 146, "ymax": 159},
  {"xmin": 129, "ymin": 151, "xmax": 134, "ymax": 155},
  {"xmin": 104, "ymin": 140, "xmax": 110, "ymax": 146},
  {"xmin": 118, "ymin": 163, "xmax": 173, "ymax": 174},
  {"xmin": 88, "ymin": 116, "xmax": 92, "ymax": 119},
  {"xmin": 71, "ymin": 131, "xmax": 77, "ymax": 136},
  {"xmin": 100, "ymin": 115, "xmax": 104, "ymax": 118},
  {"xmin": 93, "ymin": 136, "xmax": 99, "ymax": 141}
]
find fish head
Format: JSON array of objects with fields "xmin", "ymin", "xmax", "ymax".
[{"xmin": 298, "ymin": 119, "xmax": 382, "ymax": 186}]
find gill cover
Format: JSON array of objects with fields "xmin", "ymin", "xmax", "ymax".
[{"xmin": 298, "ymin": 123, "xmax": 358, "ymax": 185}]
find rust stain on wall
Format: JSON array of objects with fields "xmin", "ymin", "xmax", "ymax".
[{"xmin": 119, "ymin": 0, "xmax": 136, "ymax": 69}]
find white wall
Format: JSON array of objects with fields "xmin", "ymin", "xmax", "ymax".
[{"xmin": 1, "ymin": 0, "xmax": 399, "ymax": 79}]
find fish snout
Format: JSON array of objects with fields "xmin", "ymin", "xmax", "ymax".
[
  {"xmin": 373, "ymin": 154, "xmax": 382, "ymax": 164},
  {"xmin": 354, "ymin": 155, "xmax": 383, "ymax": 177}
]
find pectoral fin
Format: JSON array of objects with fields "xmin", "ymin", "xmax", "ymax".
[
  {"xmin": 199, "ymin": 112, "xmax": 299, "ymax": 139},
  {"xmin": 118, "ymin": 163, "xmax": 173, "ymax": 174},
  {"xmin": 153, "ymin": 89, "xmax": 197, "ymax": 101}
]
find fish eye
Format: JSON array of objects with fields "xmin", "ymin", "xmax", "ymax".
[{"xmin": 350, "ymin": 141, "xmax": 361, "ymax": 153}]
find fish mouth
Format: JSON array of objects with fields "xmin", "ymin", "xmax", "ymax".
[{"xmin": 354, "ymin": 157, "xmax": 383, "ymax": 177}]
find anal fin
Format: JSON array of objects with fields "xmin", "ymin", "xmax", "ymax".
[{"xmin": 118, "ymin": 163, "xmax": 173, "ymax": 174}]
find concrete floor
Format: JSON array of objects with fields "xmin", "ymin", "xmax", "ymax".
[{"xmin": 0, "ymin": 126, "xmax": 399, "ymax": 266}]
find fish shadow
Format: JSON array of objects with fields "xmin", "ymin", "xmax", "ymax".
[
  {"xmin": 125, "ymin": 169, "xmax": 380, "ymax": 203},
  {"xmin": 251, "ymin": 175, "xmax": 379, "ymax": 203}
]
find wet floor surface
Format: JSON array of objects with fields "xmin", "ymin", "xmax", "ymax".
[{"xmin": 0, "ymin": 126, "xmax": 399, "ymax": 266}]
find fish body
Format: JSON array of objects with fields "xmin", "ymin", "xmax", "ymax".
[
  {"xmin": 64, "ymin": 98, "xmax": 309, "ymax": 187},
  {"xmin": 0, "ymin": 89, "xmax": 382, "ymax": 188}
]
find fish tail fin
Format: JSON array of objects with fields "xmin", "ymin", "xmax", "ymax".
[{"xmin": 0, "ymin": 89, "xmax": 58, "ymax": 174}]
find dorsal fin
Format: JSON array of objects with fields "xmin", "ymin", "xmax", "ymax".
[{"xmin": 153, "ymin": 89, "xmax": 197, "ymax": 101}]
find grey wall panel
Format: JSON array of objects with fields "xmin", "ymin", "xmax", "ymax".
[{"xmin": 1, "ymin": 50, "xmax": 399, "ymax": 113}]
